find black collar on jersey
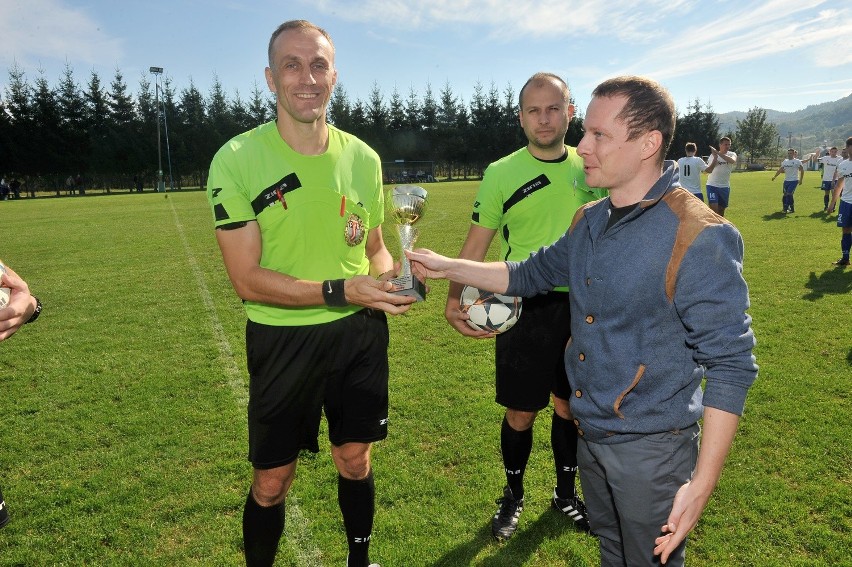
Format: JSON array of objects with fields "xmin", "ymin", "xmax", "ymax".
[{"xmin": 531, "ymin": 150, "xmax": 569, "ymax": 164}]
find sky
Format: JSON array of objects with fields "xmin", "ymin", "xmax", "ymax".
[{"xmin": 1, "ymin": 0, "xmax": 851, "ymax": 118}]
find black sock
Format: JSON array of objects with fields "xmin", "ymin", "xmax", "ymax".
[
  {"xmin": 551, "ymin": 413, "xmax": 579, "ymax": 499},
  {"xmin": 825, "ymin": 193, "xmax": 830, "ymax": 209},
  {"xmin": 243, "ymin": 489, "xmax": 285, "ymax": 567},
  {"xmin": 501, "ymin": 416, "xmax": 532, "ymax": 500},
  {"xmin": 338, "ymin": 471, "xmax": 375, "ymax": 567}
]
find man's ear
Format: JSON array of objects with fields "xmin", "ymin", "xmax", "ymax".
[
  {"xmin": 264, "ymin": 67, "xmax": 276, "ymax": 94},
  {"xmin": 642, "ymin": 130, "xmax": 663, "ymax": 161}
]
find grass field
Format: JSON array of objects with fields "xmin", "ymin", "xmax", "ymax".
[{"xmin": 0, "ymin": 171, "xmax": 849, "ymax": 566}]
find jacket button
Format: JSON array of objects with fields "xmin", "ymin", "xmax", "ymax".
[
  {"xmin": 578, "ymin": 428, "xmax": 585, "ymax": 437},
  {"xmin": 578, "ymin": 352, "xmax": 585, "ymax": 361},
  {"xmin": 573, "ymin": 419, "xmax": 580, "ymax": 426},
  {"xmin": 585, "ymin": 315, "xmax": 594, "ymax": 324},
  {"xmin": 575, "ymin": 390, "xmax": 582, "ymax": 398},
  {"xmin": 585, "ymin": 277, "xmax": 591, "ymax": 286}
]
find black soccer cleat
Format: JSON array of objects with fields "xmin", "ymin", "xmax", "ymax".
[
  {"xmin": 491, "ymin": 486, "xmax": 524, "ymax": 541},
  {"xmin": 0, "ymin": 488, "xmax": 8, "ymax": 529},
  {"xmin": 551, "ymin": 488, "xmax": 590, "ymax": 532},
  {"xmin": 346, "ymin": 554, "xmax": 380, "ymax": 567}
]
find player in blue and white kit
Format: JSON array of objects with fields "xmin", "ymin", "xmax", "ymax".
[
  {"xmin": 818, "ymin": 146, "xmax": 842, "ymax": 212},
  {"xmin": 677, "ymin": 142, "xmax": 708, "ymax": 201},
  {"xmin": 704, "ymin": 137, "xmax": 737, "ymax": 217},
  {"xmin": 772, "ymin": 148, "xmax": 804, "ymax": 214},
  {"xmin": 827, "ymin": 137, "xmax": 852, "ymax": 266}
]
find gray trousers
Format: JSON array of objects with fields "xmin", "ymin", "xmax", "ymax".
[{"xmin": 577, "ymin": 423, "xmax": 700, "ymax": 567}]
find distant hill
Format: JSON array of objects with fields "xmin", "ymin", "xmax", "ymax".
[{"xmin": 718, "ymin": 94, "xmax": 852, "ymax": 152}]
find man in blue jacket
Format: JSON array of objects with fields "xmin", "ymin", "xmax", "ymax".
[{"xmin": 406, "ymin": 75, "xmax": 758, "ymax": 567}]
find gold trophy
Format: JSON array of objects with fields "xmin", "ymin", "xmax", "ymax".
[{"xmin": 387, "ymin": 185, "xmax": 428, "ymax": 301}]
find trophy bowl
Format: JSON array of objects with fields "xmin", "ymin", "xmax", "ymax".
[{"xmin": 389, "ymin": 185, "xmax": 428, "ymax": 224}]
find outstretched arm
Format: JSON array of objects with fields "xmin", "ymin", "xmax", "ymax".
[{"xmin": 406, "ymin": 248, "xmax": 509, "ymax": 295}]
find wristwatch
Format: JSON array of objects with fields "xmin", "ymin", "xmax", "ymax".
[{"xmin": 25, "ymin": 297, "xmax": 42, "ymax": 324}]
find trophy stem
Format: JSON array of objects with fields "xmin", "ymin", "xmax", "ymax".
[{"xmin": 397, "ymin": 224, "xmax": 419, "ymax": 278}]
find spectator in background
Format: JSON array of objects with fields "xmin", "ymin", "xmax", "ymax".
[{"xmin": 9, "ymin": 178, "xmax": 21, "ymax": 199}]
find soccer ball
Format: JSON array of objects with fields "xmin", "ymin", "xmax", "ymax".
[
  {"xmin": 459, "ymin": 285, "xmax": 522, "ymax": 334},
  {"xmin": 0, "ymin": 262, "xmax": 8, "ymax": 309}
]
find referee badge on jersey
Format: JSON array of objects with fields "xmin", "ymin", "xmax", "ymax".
[{"xmin": 344, "ymin": 213, "xmax": 366, "ymax": 246}]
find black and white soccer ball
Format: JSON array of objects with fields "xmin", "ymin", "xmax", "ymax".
[
  {"xmin": 459, "ymin": 285, "xmax": 522, "ymax": 334},
  {"xmin": 0, "ymin": 261, "xmax": 9, "ymax": 309}
]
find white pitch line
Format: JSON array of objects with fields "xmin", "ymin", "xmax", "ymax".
[
  {"xmin": 168, "ymin": 200, "xmax": 245, "ymax": 406},
  {"xmin": 168, "ymin": 199, "xmax": 323, "ymax": 566}
]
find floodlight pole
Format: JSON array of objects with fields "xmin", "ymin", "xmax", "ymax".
[
  {"xmin": 149, "ymin": 67, "xmax": 165, "ymax": 193},
  {"xmin": 162, "ymin": 101, "xmax": 174, "ymax": 193}
]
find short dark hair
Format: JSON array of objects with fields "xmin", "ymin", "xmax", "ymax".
[
  {"xmin": 685, "ymin": 142, "xmax": 697, "ymax": 153},
  {"xmin": 519, "ymin": 73, "xmax": 570, "ymax": 108},
  {"xmin": 592, "ymin": 76, "xmax": 675, "ymax": 164},
  {"xmin": 846, "ymin": 136, "xmax": 852, "ymax": 148},
  {"xmin": 268, "ymin": 20, "xmax": 334, "ymax": 67}
]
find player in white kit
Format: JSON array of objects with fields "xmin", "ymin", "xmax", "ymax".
[
  {"xmin": 771, "ymin": 148, "xmax": 804, "ymax": 214},
  {"xmin": 677, "ymin": 143, "xmax": 708, "ymax": 201},
  {"xmin": 818, "ymin": 147, "xmax": 842, "ymax": 212},
  {"xmin": 704, "ymin": 137, "xmax": 737, "ymax": 217}
]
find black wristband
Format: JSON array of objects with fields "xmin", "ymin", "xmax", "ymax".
[
  {"xmin": 322, "ymin": 279, "xmax": 348, "ymax": 307},
  {"xmin": 25, "ymin": 296, "xmax": 42, "ymax": 324}
]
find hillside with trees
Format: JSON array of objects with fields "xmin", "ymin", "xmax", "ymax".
[{"xmin": 719, "ymin": 94, "xmax": 852, "ymax": 154}]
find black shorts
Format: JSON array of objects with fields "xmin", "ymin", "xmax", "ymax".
[
  {"xmin": 245, "ymin": 309, "xmax": 389, "ymax": 469},
  {"xmin": 495, "ymin": 291, "xmax": 571, "ymax": 411}
]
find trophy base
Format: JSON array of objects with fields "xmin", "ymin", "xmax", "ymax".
[{"xmin": 390, "ymin": 274, "xmax": 426, "ymax": 302}]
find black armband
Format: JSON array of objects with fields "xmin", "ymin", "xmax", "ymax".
[
  {"xmin": 322, "ymin": 279, "xmax": 348, "ymax": 307},
  {"xmin": 216, "ymin": 221, "xmax": 248, "ymax": 231},
  {"xmin": 25, "ymin": 297, "xmax": 42, "ymax": 324}
]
